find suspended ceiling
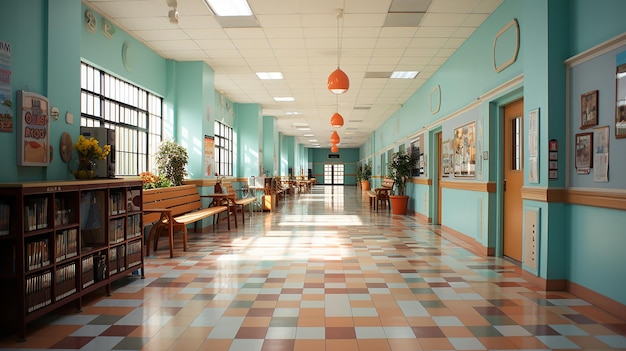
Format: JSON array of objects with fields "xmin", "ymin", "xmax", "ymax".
[{"xmin": 84, "ymin": 0, "xmax": 503, "ymax": 149}]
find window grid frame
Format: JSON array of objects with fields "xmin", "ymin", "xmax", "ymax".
[
  {"xmin": 214, "ymin": 120, "xmax": 233, "ymax": 176},
  {"xmin": 80, "ymin": 62, "xmax": 163, "ymax": 176}
]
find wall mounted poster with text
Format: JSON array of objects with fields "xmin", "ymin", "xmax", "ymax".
[
  {"xmin": 17, "ymin": 90, "xmax": 49, "ymax": 166},
  {"xmin": 204, "ymin": 135, "xmax": 215, "ymax": 177},
  {"xmin": 0, "ymin": 40, "xmax": 12, "ymax": 133}
]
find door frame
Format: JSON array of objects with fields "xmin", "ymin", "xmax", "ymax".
[
  {"xmin": 429, "ymin": 127, "xmax": 442, "ymax": 225},
  {"xmin": 493, "ymin": 91, "xmax": 524, "ymax": 258}
]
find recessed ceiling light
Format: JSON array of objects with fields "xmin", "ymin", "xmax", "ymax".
[
  {"xmin": 296, "ymin": 127, "xmax": 311, "ymax": 131},
  {"xmin": 256, "ymin": 72, "xmax": 283, "ymax": 80},
  {"xmin": 274, "ymin": 97, "xmax": 295, "ymax": 102},
  {"xmin": 390, "ymin": 71, "xmax": 419, "ymax": 79},
  {"xmin": 303, "ymin": 133, "xmax": 314, "ymax": 137},
  {"xmin": 286, "ymin": 111, "xmax": 301, "ymax": 115},
  {"xmin": 203, "ymin": 0, "xmax": 253, "ymax": 16},
  {"xmin": 308, "ymin": 139, "xmax": 318, "ymax": 142}
]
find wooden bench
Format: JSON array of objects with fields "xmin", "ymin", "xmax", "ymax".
[
  {"xmin": 215, "ymin": 182, "xmax": 257, "ymax": 225},
  {"xmin": 143, "ymin": 184, "xmax": 229, "ymax": 258},
  {"xmin": 367, "ymin": 178, "xmax": 394, "ymax": 211}
]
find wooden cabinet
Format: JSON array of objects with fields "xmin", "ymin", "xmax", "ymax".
[{"xmin": 0, "ymin": 179, "xmax": 144, "ymax": 340}]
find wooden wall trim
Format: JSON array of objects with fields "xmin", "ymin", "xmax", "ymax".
[
  {"xmin": 565, "ymin": 188, "xmax": 626, "ymax": 211},
  {"xmin": 521, "ymin": 187, "xmax": 626, "ymax": 211},
  {"xmin": 440, "ymin": 225, "xmax": 494, "ymax": 256},
  {"xmin": 440, "ymin": 180, "xmax": 496, "ymax": 193},
  {"xmin": 521, "ymin": 187, "xmax": 566, "ymax": 203}
]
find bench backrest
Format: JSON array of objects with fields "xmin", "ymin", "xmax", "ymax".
[
  {"xmin": 381, "ymin": 178, "xmax": 394, "ymax": 189},
  {"xmin": 219, "ymin": 182, "xmax": 239, "ymax": 199},
  {"xmin": 143, "ymin": 184, "xmax": 202, "ymax": 224}
]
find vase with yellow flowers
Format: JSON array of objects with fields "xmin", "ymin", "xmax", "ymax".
[{"xmin": 72, "ymin": 135, "xmax": 111, "ymax": 179}]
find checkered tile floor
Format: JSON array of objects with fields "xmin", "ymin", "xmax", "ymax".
[{"xmin": 1, "ymin": 185, "xmax": 625, "ymax": 350}]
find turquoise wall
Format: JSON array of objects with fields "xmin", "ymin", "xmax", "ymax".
[
  {"xmin": 310, "ymin": 148, "xmax": 359, "ymax": 185},
  {"xmin": 235, "ymin": 103, "xmax": 261, "ymax": 178},
  {"xmin": 262, "ymin": 116, "xmax": 277, "ymax": 176}
]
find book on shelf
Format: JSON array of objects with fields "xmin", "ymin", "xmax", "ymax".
[
  {"xmin": 117, "ymin": 245, "xmax": 126, "ymax": 273},
  {"xmin": 0, "ymin": 202, "xmax": 10, "ymax": 236},
  {"xmin": 26, "ymin": 271, "xmax": 52, "ymax": 313},
  {"xmin": 109, "ymin": 192, "xmax": 126, "ymax": 216},
  {"xmin": 55, "ymin": 263, "xmax": 76, "ymax": 301},
  {"xmin": 26, "ymin": 238, "xmax": 50, "ymax": 271},
  {"xmin": 109, "ymin": 247, "xmax": 118, "ymax": 275},
  {"xmin": 55, "ymin": 229, "xmax": 78, "ymax": 262},
  {"xmin": 127, "ymin": 214, "xmax": 141, "ymax": 239},
  {"xmin": 109, "ymin": 218, "xmax": 124, "ymax": 244},
  {"xmin": 24, "ymin": 197, "xmax": 48, "ymax": 231},
  {"xmin": 127, "ymin": 240, "xmax": 142, "ymax": 268},
  {"xmin": 81, "ymin": 255, "xmax": 94, "ymax": 288}
]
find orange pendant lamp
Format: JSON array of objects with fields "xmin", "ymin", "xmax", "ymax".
[
  {"xmin": 330, "ymin": 112, "xmax": 344, "ymax": 128},
  {"xmin": 331, "ymin": 144, "xmax": 339, "ymax": 153},
  {"xmin": 327, "ymin": 9, "xmax": 349, "ymax": 95},
  {"xmin": 330, "ymin": 130, "xmax": 340, "ymax": 145},
  {"xmin": 327, "ymin": 68, "xmax": 349, "ymax": 95}
]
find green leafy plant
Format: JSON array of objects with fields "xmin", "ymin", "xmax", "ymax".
[
  {"xmin": 387, "ymin": 150, "xmax": 416, "ymax": 196},
  {"xmin": 362, "ymin": 162, "xmax": 372, "ymax": 181},
  {"xmin": 155, "ymin": 140, "xmax": 189, "ymax": 186}
]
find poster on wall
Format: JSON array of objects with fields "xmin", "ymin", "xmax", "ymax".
[
  {"xmin": 204, "ymin": 135, "xmax": 215, "ymax": 177},
  {"xmin": 453, "ymin": 122, "xmax": 476, "ymax": 177},
  {"xmin": 0, "ymin": 40, "xmax": 12, "ymax": 133},
  {"xmin": 593, "ymin": 126, "xmax": 609, "ymax": 182},
  {"xmin": 17, "ymin": 90, "xmax": 49, "ymax": 166}
]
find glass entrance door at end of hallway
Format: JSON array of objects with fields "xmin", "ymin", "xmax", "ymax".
[{"xmin": 324, "ymin": 164, "xmax": 344, "ymax": 185}]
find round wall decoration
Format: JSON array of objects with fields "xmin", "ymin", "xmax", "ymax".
[
  {"xmin": 122, "ymin": 41, "xmax": 134, "ymax": 72},
  {"xmin": 60, "ymin": 132, "xmax": 73, "ymax": 163}
]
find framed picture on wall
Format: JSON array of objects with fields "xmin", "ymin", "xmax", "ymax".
[
  {"xmin": 575, "ymin": 132, "xmax": 593, "ymax": 173},
  {"xmin": 453, "ymin": 122, "xmax": 476, "ymax": 177},
  {"xmin": 616, "ymin": 63, "xmax": 626, "ymax": 138},
  {"xmin": 581, "ymin": 90, "xmax": 598, "ymax": 129}
]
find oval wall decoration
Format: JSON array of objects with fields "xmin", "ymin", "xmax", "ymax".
[
  {"xmin": 493, "ymin": 18, "xmax": 520, "ymax": 73},
  {"xmin": 430, "ymin": 85, "xmax": 441, "ymax": 114}
]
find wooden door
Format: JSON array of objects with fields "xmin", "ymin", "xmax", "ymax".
[{"xmin": 503, "ymin": 99, "xmax": 524, "ymax": 262}]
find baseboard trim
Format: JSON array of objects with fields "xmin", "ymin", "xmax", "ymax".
[
  {"xmin": 440, "ymin": 225, "xmax": 494, "ymax": 256},
  {"xmin": 566, "ymin": 281, "xmax": 626, "ymax": 321}
]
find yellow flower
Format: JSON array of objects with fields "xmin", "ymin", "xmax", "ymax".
[{"xmin": 74, "ymin": 135, "xmax": 111, "ymax": 160}]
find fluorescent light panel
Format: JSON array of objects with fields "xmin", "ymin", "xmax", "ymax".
[
  {"xmin": 256, "ymin": 72, "xmax": 283, "ymax": 80},
  {"xmin": 274, "ymin": 97, "xmax": 295, "ymax": 102},
  {"xmin": 204, "ymin": 0, "xmax": 253, "ymax": 16},
  {"xmin": 391, "ymin": 71, "xmax": 419, "ymax": 79},
  {"xmin": 286, "ymin": 111, "xmax": 300, "ymax": 115}
]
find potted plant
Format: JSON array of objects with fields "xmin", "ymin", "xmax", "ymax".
[
  {"xmin": 387, "ymin": 150, "xmax": 416, "ymax": 214},
  {"xmin": 154, "ymin": 139, "xmax": 189, "ymax": 186},
  {"xmin": 361, "ymin": 163, "xmax": 372, "ymax": 191}
]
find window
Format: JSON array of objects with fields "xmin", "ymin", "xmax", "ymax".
[
  {"xmin": 80, "ymin": 62, "xmax": 163, "ymax": 176},
  {"xmin": 214, "ymin": 120, "xmax": 233, "ymax": 176}
]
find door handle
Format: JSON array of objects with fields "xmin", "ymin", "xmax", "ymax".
[{"xmin": 503, "ymin": 178, "xmax": 506, "ymax": 191}]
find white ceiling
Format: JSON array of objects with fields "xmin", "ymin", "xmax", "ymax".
[{"xmin": 84, "ymin": 0, "xmax": 502, "ymax": 149}]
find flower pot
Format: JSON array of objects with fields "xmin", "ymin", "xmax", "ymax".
[
  {"xmin": 389, "ymin": 195, "xmax": 409, "ymax": 215},
  {"xmin": 361, "ymin": 180, "xmax": 370, "ymax": 191}
]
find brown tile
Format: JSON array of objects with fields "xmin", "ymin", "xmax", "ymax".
[
  {"xmin": 247, "ymin": 308, "xmax": 275, "ymax": 317},
  {"xmin": 242, "ymin": 316, "xmax": 272, "ymax": 327},
  {"xmin": 100, "ymin": 325, "xmax": 138, "ymax": 336},
  {"xmin": 235, "ymin": 326, "xmax": 268, "ymax": 339},
  {"xmin": 387, "ymin": 338, "xmax": 424, "ymax": 351},
  {"xmin": 50, "ymin": 336, "xmax": 94, "ymax": 349},
  {"xmin": 294, "ymin": 339, "xmax": 325, "ymax": 351},
  {"xmin": 261, "ymin": 339, "xmax": 295, "ymax": 351},
  {"xmin": 326, "ymin": 339, "xmax": 358, "ymax": 351},
  {"xmin": 325, "ymin": 317, "xmax": 354, "ymax": 327},
  {"xmin": 198, "ymin": 338, "xmax": 232, "ymax": 351},
  {"xmin": 325, "ymin": 327, "xmax": 356, "ymax": 339}
]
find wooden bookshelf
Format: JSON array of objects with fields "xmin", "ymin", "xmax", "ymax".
[{"xmin": 0, "ymin": 179, "xmax": 144, "ymax": 341}]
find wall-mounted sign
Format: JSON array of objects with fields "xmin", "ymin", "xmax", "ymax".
[{"xmin": 17, "ymin": 90, "xmax": 49, "ymax": 166}]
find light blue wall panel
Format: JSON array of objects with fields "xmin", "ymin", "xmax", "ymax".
[
  {"xmin": 569, "ymin": 204, "xmax": 626, "ymax": 305},
  {"xmin": 235, "ymin": 103, "xmax": 261, "ymax": 178}
]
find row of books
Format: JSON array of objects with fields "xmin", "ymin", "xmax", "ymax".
[
  {"xmin": 26, "ymin": 271, "xmax": 52, "ymax": 313},
  {"xmin": 127, "ymin": 214, "xmax": 142, "ymax": 239},
  {"xmin": 54, "ymin": 197, "xmax": 72, "ymax": 225},
  {"xmin": 109, "ymin": 192, "xmax": 127, "ymax": 215},
  {"xmin": 55, "ymin": 229, "xmax": 78, "ymax": 262},
  {"xmin": 54, "ymin": 263, "xmax": 76, "ymax": 302},
  {"xmin": 0, "ymin": 202, "xmax": 9, "ymax": 236},
  {"xmin": 109, "ymin": 245, "xmax": 126, "ymax": 275},
  {"xmin": 81, "ymin": 255, "xmax": 95, "ymax": 288},
  {"xmin": 24, "ymin": 197, "xmax": 48, "ymax": 231},
  {"xmin": 127, "ymin": 240, "xmax": 142, "ymax": 268},
  {"xmin": 109, "ymin": 218, "xmax": 125, "ymax": 244},
  {"xmin": 26, "ymin": 238, "xmax": 50, "ymax": 272}
]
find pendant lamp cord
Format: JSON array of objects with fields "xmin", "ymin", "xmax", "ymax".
[{"xmin": 336, "ymin": 9, "xmax": 343, "ymax": 69}]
